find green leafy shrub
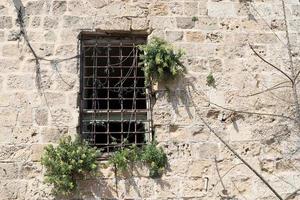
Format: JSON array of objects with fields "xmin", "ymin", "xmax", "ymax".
[
  {"xmin": 109, "ymin": 142, "xmax": 167, "ymax": 178},
  {"xmin": 138, "ymin": 37, "xmax": 185, "ymax": 85},
  {"xmin": 192, "ymin": 16, "xmax": 199, "ymax": 22},
  {"xmin": 108, "ymin": 145, "xmax": 140, "ymax": 171},
  {"xmin": 41, "ymin": 136, "xmax": 100, "ymax": 196},
  {"xmin": 140, "ymin": 143, "xmax": 168, "ymax": 177},
  {"xmin": 207, "ymin": 73, "xmax": 216, "ymax": 88}
]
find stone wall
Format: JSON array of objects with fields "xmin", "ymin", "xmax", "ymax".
[{"xmin": 0, "ymin": 0, "xmax": 300, "ymax": 199}]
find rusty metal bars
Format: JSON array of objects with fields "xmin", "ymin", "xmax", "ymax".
[{"xmin": 79, "ymin": 34, "xmax": 151, "ymax": 153}]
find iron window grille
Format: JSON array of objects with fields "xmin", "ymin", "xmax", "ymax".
[{"xmin": 79, "ymin": 33, "xmax": 152, "ymax": 154}]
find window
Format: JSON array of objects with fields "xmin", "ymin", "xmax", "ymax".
[{"xmin": 79, "ymin": 33, "xmax": 152, "ymax": 153}]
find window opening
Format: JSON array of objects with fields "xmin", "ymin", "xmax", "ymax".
[{"xmin": 79, "ymin": 33, "xmax": 152, "ymax": 153}]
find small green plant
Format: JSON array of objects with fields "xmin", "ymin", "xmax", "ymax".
[
  {"xmin": 138, "ymin": 37, "xmax": 185, "ymax": 85},
  {"xmin": 207, "ymin": 73, "xmax": 216, "ymax": 88},
  {"xmin": 109, "ymin": 142, "xmax": 167, "ymax": 178},
  {"xmin": 140, "ymin": 142, "xmax": 168, "ymax": 177},
  {"xmin": 41, "ymin": 136, "xmax": 100, "ymax": 196},
  {"xmin": 108, "ymin": 145, "xmax": 140, "ymax": 171},
  {"xmin": 192, "ymin": 16, "xmax": 199, "ymax": 22}
]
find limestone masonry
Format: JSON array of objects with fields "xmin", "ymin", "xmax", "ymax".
[{"xmin": 0, "ymin": 0, "xmax": 300, "ymax": 199}]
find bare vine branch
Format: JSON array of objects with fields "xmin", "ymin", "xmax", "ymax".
[
  {"xmin": 238, "ymin": 81, "xmax": 291, "ymax": 98},
  {"xmin": 200, "ymin": 118, "xmax": 284, "ymax": 200},
  {"xmin": 281, "ymin": 0, "xmax": 300, "ymax": 125},
  {"xmin": 209, "ymin": 101, "xmax": 294, "ymax": 121},
  {"xmin": 285, "ymin": 188, "xmax": 300, "ymax": 200},
  {"xmin": 249, "ymin": 44, "xmax": 293, "ymax": 83},
  {"xmin": 214, "ymin": 156, "xmax": 227, "ymax": 193}
]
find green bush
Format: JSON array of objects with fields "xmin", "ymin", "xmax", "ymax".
[
  {"xmin": 138, "ymin": 37, "xmax": 185, "ymax": 85},
  {"xmin": 41, "ymin": 136, "xmax": 100, "ymax": 196},
  {"xmin": 140, "ymin": 142, "xmax": 168, "ymax": 177},
  {"xmin": 206, "ymin": 73, "xmax": 216, "ymax": 88},
  {"xmin": 109, "ymin": 142, "xmax": 167, "ymax": 178}
]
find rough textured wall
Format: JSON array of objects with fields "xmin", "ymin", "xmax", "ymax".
[{"xmin": 1, "ymin": 0, "xmax": 300, "ymax": 199}]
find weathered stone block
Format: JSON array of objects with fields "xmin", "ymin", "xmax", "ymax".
[
  {"xmin": 249, "ymin": 33, "xmax": 279, "ymax": 44},
  {"xmin": 30, "ymin": 16, "xmax": 41, "ymax": 28},
  {"xmin": 0, "ymin": 3, "xmax": 9, "ymax": 15},
  {"xmin": 207, "ymin": 2, "xmax": 236, "ymax": 18},
  {"xmin": 207, "ymin": 58, "xmax": 222, "ymax": 72},
  {"xmin": 195, "ymin": 17, "xmax": 218, "ymax": 30},
  {"xmin": 35, "ymin": 108, "xmax": 48, "ymax": 126},
  {"xmin": 190, "ymin": 143, "xmax": 219, "ymax": 160},
  {"xmin": 155, "ymin": 178, "xmax": 180, "ymax": 198},
  {"xmin": 123, "ymin": 178, "xmax": 155, "ymax": 198},
  {"xmin": 171, "ymin": 106, "xmax": 195, "ymax": 125},
  {"xmin": 169, "ymin": 2, "xmax": 184, "ymax": 15},
  {"xmin": 0, "ymin": 16, "xmax": 12, "ymax": 29},
  {"xmin": 27, "ymin": 43, "xmax": 54, "ymax": 57},
  {"xmin": 12, "ymin": 126, "xmax": 39, "ymax": 144},
  {"xmin": 7, "ymin": 74, "xmax": 35, "ymax": 90},
  {"xmin": 0, "ymin": 180, "xmax": 27, "ymax": 199},
  {"xmin": 166, "ymin": 31, "xmax": 183, "ymax": 42},
  {"xmin": 187, "ymin": 160, "xmax": 212, "ymax": 177},
  {"xmin": 0, "ymin": 127, "xmax": 12, "ymax": 143},
  {"xmin": 19, "ymin": 162, "xmax": 43, "ymax": 179},
  {"xmin": 153, "ymin": 106, "xmax": 172, "ymax": 125},
  {"xmin": 0, "ymin": 31, "xmax": 4, "ymax": 40},
  {"xmin": 166, "ymin": 158, "xmax": 189, "ymax": 176},
  {"xmin": 87, "ymin": 0, "xmax": 112, "ymax": 9},
  {"xmin": 289, "ymin": 19, "xmax": 300, "ymax": 31},
  {"xmin": 184, "ymin": 2, "xmax": 198, "ymax": 16},
  {"xmin": 0, "ymin": 94, "xmax": 10, "ymax": 107},
  {"xmin": 44, "ymin": 30, "xmax": 57, "ymax": 42},
  {"xmin": 44, "ymin": 16, "xmax": 59, "ymax": 29},
  {"xmin": 292, "ymin": 5, "xmax": 300, "ymax": 17},
  {"xmin": 51, "ymin": 108, "xmax": 72, "ymax": 126},
  {"xmin": 0, "ymin": 144, "xmax": 31, "ymax": 161},
  {"xmin": 27, "ymin": 31, "xmax": 44, "ymax": 42},
  {"xmin": 0, "ymin": 108, "xmax": 17, "ymax": 127},
  {"xmin": 55, "ymin": 73, "xmax": 76, "ymax": 91},
  {"xmin": 26, "ymin": 1, "xmax": 45, "ymax": 15},
  {"xmin": 181, "ymin": 178, "xmax": 205, "ymax": 197},
  {"xmin": 123, "ymin": 3, "xmax": 149, "ymax": 17},
  {"xmin": 186, "ymin": 31, "xmax": 205, "ymax": 42},
  {"xmin": 131, "ymin": 18, "xmax": 149, "ymax": 31},
  {"xmin": 55, "ymin": 44, "xmax": 77, "ymax": 58},
  {"xmin": 43, "ymin": 92, "xmax": 66, "ymax": 107},
  {"xmin": 59, "ymin": 29, "xmax": 80, "ymax": 44},
  {"xmin": 177, "ymin": 17, "xmax": 195, "ymax": 29},
  {"xmin": 41, "ymin": 127, "xmax": 68, "ymax": 143},
  {"xmin": 150, "ymin": 16, "xmax": 176, "ymax": 30},
  {"xmin": 52, "ymin": 1, "xmax": 67, "ymax": 15},
  {"xmin": 30, "ymin": 144, "xmax": 46, "ymax": 162},
  {"xmin": 95, "ymin": 17, "xmax": 131, "ymax": 31},
  {"xmin": 18, "ymin": 108, "xmax": 33, "ymax": 125},
  {"xmin": 77, "ymin": 179, "xmax": 120, "ymax": 199},
  {"xmin": 206, "ymin": 32, "xmax": 223, "ymax": 43},
  {"xmin": 2, "ymin": 43, "xmax": 19, "ymax": 57},
  {"xmin": 150, "ymin": 3, "xmax": 168, "ymax": 16},
  {"xmin": 0, "ymin": 162, "xmax": 19, "ymax": 179},
  {"xmin": 68, "ymin": 1, "xmax": 94, "ymax": 15}
]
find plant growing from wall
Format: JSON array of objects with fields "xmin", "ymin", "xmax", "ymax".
[
  {"xmin": 41, "ymin": 136, "xmax": 100, "ymax": 196},
  {"xmin": 109, "ymin": 142, "xmax": 167, "ymax": 178},
  {"xmin": 192, "ymin": 16, "xmax": 199, "ymax": 22},
  {"xmin": 206, "ymin": 73, "xmax": 216, "ymax": 88},
  {"xmin": 138, "ymin": 37, "xmax": 185, "ymax": 85}
]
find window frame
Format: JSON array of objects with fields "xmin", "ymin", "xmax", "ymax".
[{"xmin": 78, "ymin": 32, "xmax": 153, "ymax": 157}]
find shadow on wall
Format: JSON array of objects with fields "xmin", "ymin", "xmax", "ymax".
[
  {"xmin": 53, "ymin": 164, "xmax": 171, "ymax": 199},
  {"xmin": 154, "ymin": 75, "xmax": 196, "ymax": 119},
  {"xmin": 53, "ymin": 177, "xmax": 117, "ymax": 200}
]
